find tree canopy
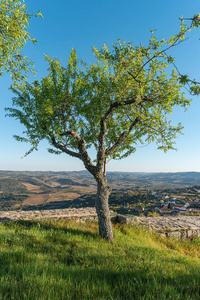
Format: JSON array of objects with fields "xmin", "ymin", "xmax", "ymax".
[
  {"xmin": 0, "ymin": 0, "xmax": 43, "ymax": 83},
  {"xmin": 6, "ymin": 34, "xmax": 191, "ymax": 160}
]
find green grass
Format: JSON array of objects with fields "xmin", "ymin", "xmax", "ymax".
[{"xmin": 0, "ymin": 220, "xmax": 200, "ymax": 299}]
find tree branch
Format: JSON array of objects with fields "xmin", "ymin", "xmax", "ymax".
[
  {"xmin": 105, "ymin": 117, "xmax": 139, "ymax": 157},
  {"xmin": 96, "ymin": 99, "xmax": 134, "ymax": 173},
  {"xmin": 134, "ymin": 26, "xmax": 192, "ymax": 81},
  {"xmin": 96, "ymin": 102, "xmax": 121, "ymax": 173},
  {"xmin": 60, "ymin": 130, "xmax": 96, "ymax": 176},
  {"xmin": 50, "ymin": 135, "xmax": 81, "ymax": 159},
  {"xmin": 96, "ymin": 94, "xmax": 152, "ymax": 172}
]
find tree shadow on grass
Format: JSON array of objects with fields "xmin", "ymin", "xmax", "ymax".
[
  {"xmin": 3, "ymin": 219, "xmax": 99, "ymax": 239},
  {"xmin": 0, "ymin": 247, "xmax": 199, "ymax": 299}
]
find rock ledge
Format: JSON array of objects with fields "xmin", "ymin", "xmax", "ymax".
[
  {"xmin": 112, "ymin": 214, "xmax": 200, "ymax": 239},
  {"xmin": 1, "ymin": 208, "xmax": 200, "ymax": 238}
]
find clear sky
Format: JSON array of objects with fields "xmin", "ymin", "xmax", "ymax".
[{"xmin": 0, "ymin": 0, "xmax": 200, "ymax": 172}]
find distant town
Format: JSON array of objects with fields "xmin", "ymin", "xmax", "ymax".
[{"xmin": 109, "ymin": 186, "xmax": 200, "ymax": 216}]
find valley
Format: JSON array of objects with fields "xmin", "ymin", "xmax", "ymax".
[{"xmin": 0, "ymin": 170, "xmax": 200, "ymax": 214}]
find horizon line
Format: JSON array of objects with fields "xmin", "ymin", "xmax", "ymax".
[{"xmin": 0, "ymin": 169, "xmax": 200, "ymax": 174}]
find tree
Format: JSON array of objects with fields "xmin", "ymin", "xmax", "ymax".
[
  {"xmin": 5, "ymin": 16, "xmax": 199, "ymax": 241},
  {"xmin": 0, "ymin": 0, "xmax": 43, "ymax": 83},
  {"xmin": 168, "ymin": 202, "xmax": 172, "ymax": 209}
]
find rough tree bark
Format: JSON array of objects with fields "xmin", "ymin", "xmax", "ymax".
[{"xmin": 95, "ymin": 173, "xmax": 113, "ymax": 241}]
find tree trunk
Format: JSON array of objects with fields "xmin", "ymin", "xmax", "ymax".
[{"xmin": 95, "ymin": 175, "xmax": 113, "ymax": 241}]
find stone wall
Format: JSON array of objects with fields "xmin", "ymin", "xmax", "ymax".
[
  {"xmin": 1, "ymin": 208, "xmax": 200, "ymax": 238},
  {"xmin": 111, "ymin": 214, "xmax": 200, "ymax": 239},
  {"xmin": 0, "ymin": 207, "xmax": 98, "ymax": 222}
]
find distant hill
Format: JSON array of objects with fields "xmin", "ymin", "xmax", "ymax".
[
  {"xmin": 0, "ymin": 178, "xmax": 27, "ymax": 193},
  {"xmin": 0, "ymin": 170, "xmax": 200, "ymax": 188},
  {"xmin": 106, "ymin": 171, "xmax": 200, "ymax": 188},
  {"xmin": 56, "ymin": 178, "xmax": 89, "ymax": 186}
]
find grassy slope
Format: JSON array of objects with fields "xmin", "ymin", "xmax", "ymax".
[{"xmin": 0, "ymin": 221, "xmax": 200, "ymax": 299}]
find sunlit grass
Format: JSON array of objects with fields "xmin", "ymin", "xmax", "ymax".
[{"xmin": 0, "ymin": 220, "xmax": 200, "ymax": 299}]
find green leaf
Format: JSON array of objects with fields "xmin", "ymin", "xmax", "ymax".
[
  {"xmin": 179, "ymin": 74, "xmax": 189, "ymax": 84},
  {"xmin": 37, "ymin": 9, "xmax": 44, "ymax": 19},
  {"xmin": 190, "ymin": 84, "xmax": 200, "ymax": 95},
  {"xmin": 0, "ymin": 0, "xmax": 41, "ymax": 84},
  {"xmin": 6, "ymin": 26, "xmax": 192, "ymax": 165}
]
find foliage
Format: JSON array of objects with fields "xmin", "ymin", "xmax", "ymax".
[
  {"xmin": 6, "ymin": 26, "xmax": 194, "ymax": 163},
  {"xmin": 0, "ymin": 0, "xmax": 43, "ymax": 83},
  {"xmin": 177, "ymin": 13, "xmax": 200, "ymax": 95}
]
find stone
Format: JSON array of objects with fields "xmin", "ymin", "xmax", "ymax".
[
  {"xmin": 111, "ymin": 215, "xmax": 137, "ymax": 225},
  {"xmin": 180, "ymin": 230, "xmax": 187, "ymax": 239},
  {"xmin": 186, "ymin": 229, "xmax": 197, "ymax": 239},
  {"xmin": 111, "ymin": 215, "xmax": 128, "ymax": 224},
  {"xmin": 166, "ymin": 231, "xmax": 181, "ymax": 239}
]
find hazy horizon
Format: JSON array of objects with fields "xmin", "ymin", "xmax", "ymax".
[{"xmin": 1, "ymin": 169, "xmax": 200, "ymax": 174}]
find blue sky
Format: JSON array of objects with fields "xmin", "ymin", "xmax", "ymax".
[{"xmin": 0, "ymin": 0, "xmax": 200, "ymax": 172}]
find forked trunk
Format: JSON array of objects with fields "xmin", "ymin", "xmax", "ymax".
[{"xmin": 95, "ymin": 176, "xmax": 113, "ymax": 241}]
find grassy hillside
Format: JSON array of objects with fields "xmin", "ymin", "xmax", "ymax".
[{"xmin": 0, "ymin": 220, "xmax": 200, "ymax": 299}]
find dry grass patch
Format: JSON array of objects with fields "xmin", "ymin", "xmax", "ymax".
[
  {"xmin": 22, "ymin": 194, "xmax": 49, "ymax": 205},
  {"xmin": 22, "ymin": 182, "xmax": 42, "ymax": 192},
  {"xmin": 70, "ymin": 185, "xmax": 96, "ymax": 193},
  {"xmin": 46, "ymin": 181, "xmax": 61, "ymax": 188},
  {"xmin": 23, "ymin": 192, "xmax": 81, "ymax": 206},
  {"xmin": 46, "ymin": 192, "xmax": 81, "ymax": 202}
]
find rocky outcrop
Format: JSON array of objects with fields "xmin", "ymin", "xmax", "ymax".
[
  {"xmin": 1, "ymin": 208, "xmax": 200, "ymax": 238},
  {"xmin": 111, "ymin": 214, "xmax": 200, "ymax": 239},
  {"xmin": 0, "ymin": 207, "xmax": 99, "ymax": 222}
]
